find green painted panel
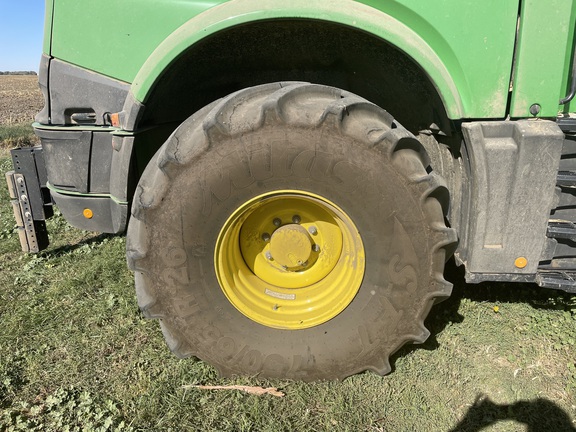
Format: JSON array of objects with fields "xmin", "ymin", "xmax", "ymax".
[
  {"xmin": 510, "ymin": 0, "xmax": 576, "ymax": 117},
  {"xmin": 361, "ymin": 0, "xmax": 519, "ymax": 117},
  {"xmin": 50, "ymin": 0, "xmax": 519, "ymax": 119},
  {"xmin": 42, "ymin": 0, "xmax": 54, "ymax": 54},
  {"xmin": 51, "ymin": 0, "xmax": 221, "ymax": 83}
]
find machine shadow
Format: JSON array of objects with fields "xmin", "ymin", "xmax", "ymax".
[{"xmin": 448, "ymin": 394, "xmax": 576, "ymax": 431}]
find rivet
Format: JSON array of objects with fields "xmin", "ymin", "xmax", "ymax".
[
  {"xmin": 308, "ymin": 226, "xmax": 318, "ymax": 235},
  {"xmin": 273, "ymin": 218, "xmax": 281, "ymax": 227},
  {"xmin": 529, "ymin": 104, "xmax": 541, "ymax": 116},
  {"xmin": 17, "ymin": 178, "xmax": 24, "ymax": 185},
  {"xmin": 292, "ymin": 215, "xmax": 301, "ymax": 224},
  {"xmin": 20, "ymin": 195, "xmax": 27, "ymax": 202},
  {"xmin": 514, "ymin": 257, "xmax": 528, "ymax": 269},
  {"xmin": 24, "ymin": 212, "xmax": 31, "ymax": 218}
]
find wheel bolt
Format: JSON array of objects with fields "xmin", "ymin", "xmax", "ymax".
[
  {"xmin": 292, "ymin": 215, "xmax": 301, "ymax": 224},
  {"xmin": 273, "ymin": 218, "xmax": 281, "ymax": 227},
  {"xmin": 308, "ymin": 226, "xmax": 318, "ymax": 235},
  {"xmin": 261, "ymin": 233, "xmax": 271, "ymax": 242},
  {"xmin": 265, "ymin": 251, "xmax": 273, "ymax": 260},
  {"xmin": 312, "ymin": 244, "xmax": 320, "ymax": 252}
]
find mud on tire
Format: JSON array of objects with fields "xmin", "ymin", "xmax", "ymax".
[{"xmin": 126, "ymin": 82, "xmax": 457, "ymax": 381}]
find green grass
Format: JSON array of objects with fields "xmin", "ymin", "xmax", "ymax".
[
  {"xmin": 0, "ymin": 123, "xmax": 38, "ymax": 150},
  {"xmin": 0, "ymin": 153, "xmax": 575, "ymax": 431}
]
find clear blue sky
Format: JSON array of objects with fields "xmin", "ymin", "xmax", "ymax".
[{"xmin": 0, "ymin": 1, "xmax": 45, "ymax": 72}]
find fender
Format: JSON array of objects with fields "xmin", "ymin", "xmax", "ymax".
[{"xmin": 127, "ymin": 0, "xmax": 474, "ymax": 122}]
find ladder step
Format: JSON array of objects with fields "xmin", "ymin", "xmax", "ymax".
[
  {"xmin": 557, "ymin": 170, "xmax": 576, "ymax": 187},
  {"xmin": 547, "ymin": 220, "xmax": 576, "ymax": 241},
  {"xmin": 536, "ymin": 271, "xmax": 576, "ymax": 293}
]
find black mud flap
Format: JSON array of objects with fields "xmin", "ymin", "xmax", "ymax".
[{"xmin": 4, "ymin": 147, "xmax": 53, "ymax": 253}]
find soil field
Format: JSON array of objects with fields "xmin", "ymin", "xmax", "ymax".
[{"xmin": 0, "ymin": 75, "xmax": 43, "ymax": 125}]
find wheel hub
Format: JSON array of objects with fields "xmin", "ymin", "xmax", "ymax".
[
  {"xmin": 215, "ymin": 190, "xmax": 365, "ymax": 329},
  {"xmin": 268, "ymin": 224, "xmax": 312, "ymax": 270}
]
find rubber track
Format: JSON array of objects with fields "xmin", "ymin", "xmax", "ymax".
[{"xmin": 126, "ymin": 82, "xmax": 458, "ymax": 379}]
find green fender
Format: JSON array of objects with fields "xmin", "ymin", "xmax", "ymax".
[{"xmin": 130, "ymin": 0, "xmax": 472, "ymax": 118}]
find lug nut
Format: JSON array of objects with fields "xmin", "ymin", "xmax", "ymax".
[
  {"xmin": 265, "ymin": 251, "xmax": 273, "ymax": 260},
  {"xmin": 308, "ymin": 226, "xmax": 318, "ymax": 235},
  {"xmin": 312, "ymin": 244, "xmax": 320, "ymax": 252},
  {"xmin": 273, "ymin": 218, "xmax": 281, "ymax": 227},
  {"xmin": 261, "ymin": 233, "xmax": 271, "ymax": 242},
  {"xmin": 292, "ymin": 215, "xmax": 301, "ymax": 224}
]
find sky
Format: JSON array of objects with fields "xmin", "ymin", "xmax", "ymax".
[{"xmin": 0, "ymin": 1, "xmax": 45, "ymax": 72}]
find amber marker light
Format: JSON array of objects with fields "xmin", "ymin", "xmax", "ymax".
[
  {"xmin": 83, "ymin": 208, "xmax": 94, "ymax": 219},
  {"xmin": 110, "ymin": 112, "xmax": 120, "ymax": 127},
  {"xmin": 514, "ymin": 257, "xmax": 527, "ymax": 269}
]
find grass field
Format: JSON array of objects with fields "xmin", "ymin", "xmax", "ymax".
[{"xmin": 0, "ymin": 76, "xmax": 575, "ymax": 431}]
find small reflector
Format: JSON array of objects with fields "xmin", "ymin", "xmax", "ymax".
[{"xmin": 514, "ymin": 257, "xmax": 527, "ymax": 269}]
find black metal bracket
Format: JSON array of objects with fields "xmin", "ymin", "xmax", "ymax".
[{"xmin": 5, "ymin": 147, "xmax": 53, "ymax": 253}]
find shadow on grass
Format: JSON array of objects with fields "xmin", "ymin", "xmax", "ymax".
[
  {"xmin": 389, "ymin": 258, "xmax": 575, "ymax": 370},
  {"xmin": 448, "ymin": 395, "xmax": 576, "ymax": 431},
  {"xmin": 444, "ymin": 257, "xmax": 576, "ymax": 311},
  {"xmin": 39, "ymin": 232, "xmax": 119, "ymax": 258}
]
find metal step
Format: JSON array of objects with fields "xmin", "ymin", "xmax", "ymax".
[
  {"xmin": 547, "ymin": 220, "xmax": 576, "ymax": 241},
  {"xmin": 536, "ymin": 271, "xmax": 576, "ymax": 293},
  {"xmin": 556, "ymin": 170, "xmax": 576, "ymax": 187}
]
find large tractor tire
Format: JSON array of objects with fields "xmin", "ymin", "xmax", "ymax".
[{"xmin": 126, "ymin": 82, "xmax": 457, "ymax": 381}]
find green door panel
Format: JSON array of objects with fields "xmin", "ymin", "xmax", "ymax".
[
  {"xmin": 510, "ymin": 0, "xmax": 576, "ymax": 117},
  {"xmin": 50, "ymin": 0, "xmax": 520, "ymax": 120}
]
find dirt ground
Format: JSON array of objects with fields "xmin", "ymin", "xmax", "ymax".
[{"xmin": 0, "ymin": 75, "xmax": 43, "ymax": 125}]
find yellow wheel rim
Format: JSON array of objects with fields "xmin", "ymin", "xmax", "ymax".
[{"xmin": 214, "ymin": 190, "xmax": 365, "ymax": 329}]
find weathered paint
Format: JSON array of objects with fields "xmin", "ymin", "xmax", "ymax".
[
  {"xmin": 510, "ymin": 0, "xmax": 576, "ymax": 117},
  {"xmin": 50, "ymin": 0, "xmax": 519, "ymax": 119}
]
